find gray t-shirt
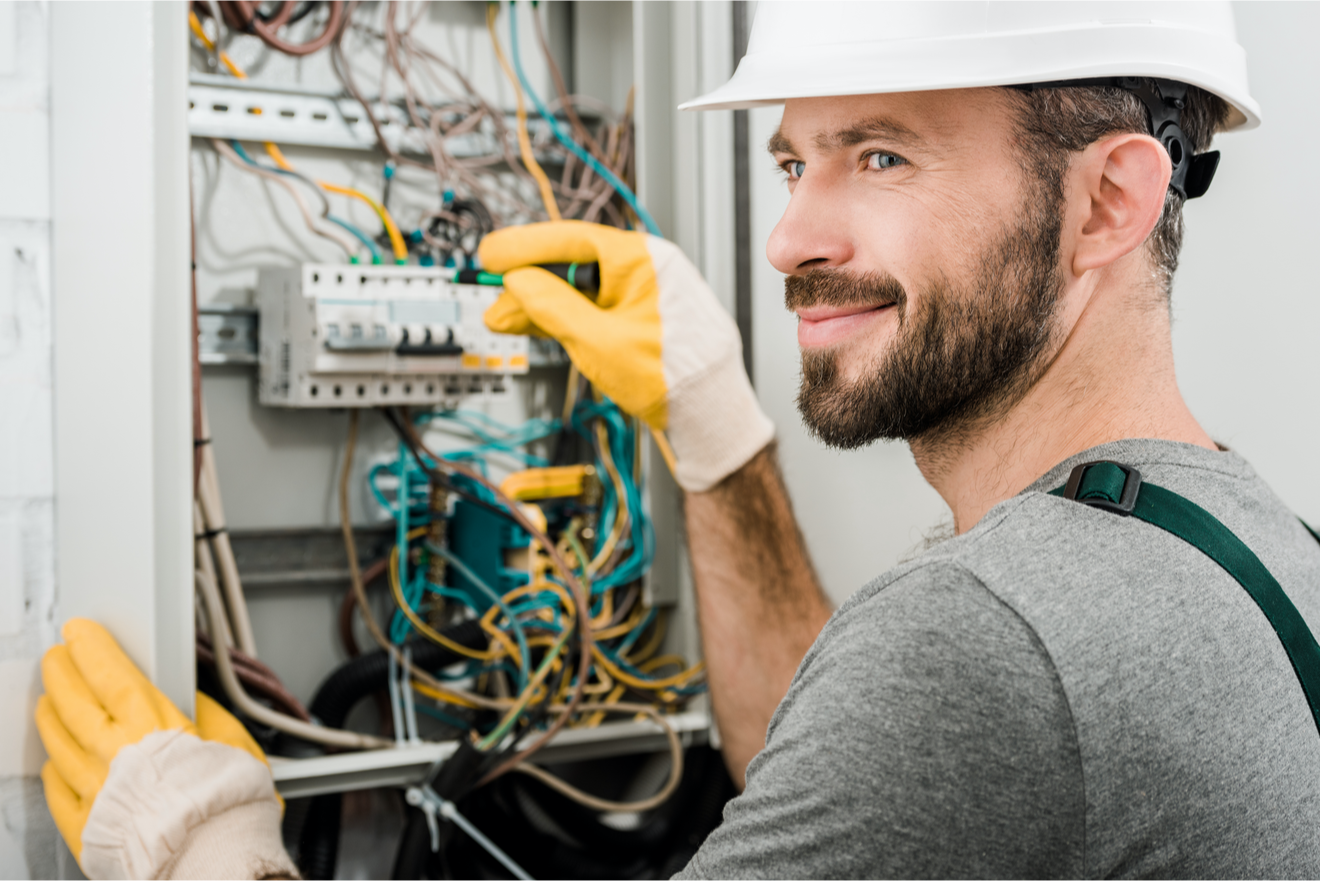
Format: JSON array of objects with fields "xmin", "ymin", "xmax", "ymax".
[{"xmin": 679, "ymin": 439, "xmax": 1320, "ymax": 879}]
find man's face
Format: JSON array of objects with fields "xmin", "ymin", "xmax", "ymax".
[{"xmin": 768, "ymin": 89, "xmax": 1067, "ymax": 448}]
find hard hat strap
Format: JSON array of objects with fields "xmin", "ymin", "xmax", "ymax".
[{"xmin": 1011, "ymin": 77, "xmax": 1220, "ymax": 200}]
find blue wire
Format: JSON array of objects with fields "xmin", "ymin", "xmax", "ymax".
[
  {"xmin": 615, "ymin": 606, "xmax": 655, "ymax": 657},
  {"xmin": 506, "ymin": 5, "xmax": 662, "ymax": 236},
  {"xmin": 226, "ymin": 140, "xmax": 383, "ymax": 263},
  {"xmin": 414, "ymin": 703, "xmax": 471, "ymax": 730},
  {"xmin": 327, "ymin": 216, "xmax": 383, "ymax": 263},
  {"xmin": 424, "ymin": 582, "xmax": 481, "ymax": 616},
  {"xmin": 433, "ymin": 545, "xmax": 532, "ymax": 690}
]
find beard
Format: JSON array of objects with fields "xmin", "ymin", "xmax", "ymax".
[{"xmin": 789, "ymin": 199, "xmax": 1065, "ymax": 450}]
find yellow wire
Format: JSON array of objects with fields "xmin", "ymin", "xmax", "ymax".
[
  {"xmin": 264, "ymin": 143, "xmax": 409, "ymax": 263},
  {"xmin": 189, "ymin": 12, "xmax": 248, "ymax": 79},
  {"xmin": 582, "ymin": 683, "xmax": 627, "ymax": 728},
  {"xmin": 588, "ymin": 419, "xmax": 629, "ymax": 574},
  {"xmin": 388, "ymin": 537, "xmax": 494, "ymax": 662},
  {"xmin": 487, "ymin": 3, "xmax": 561, "ymax": 221},
  {"xmin": 187, "ymin": 18, "xmax": 409, "ymax": 265},
  {"xmin": 501, "ymin": 580, "xmax": 577, "ymax": 620},
  {"xmin": 592, "ymin": 598, "xmax": 647, "ymax": 640},
  {"xmin": 480, "ymin": 601, "xmax": 525, "ymax": 669},
  {"xmin": 561, "ymin": 364, "xmax": 581, "ymax": 424},
  {"xmin": 411, "ymin": 681, "xmax": 485, "ymax": 711},
  {"xmin": 623, "ymin": 609, "xmax": 667, "ymax": 665},
  {"xmin": 648, "ymin": 425, "xmax": 679, "ymax": 480},
  {"xmin": 638, "ymin": 654, "xmax": 686, "ymax": 674},
  {"xmin": 592, "ymin": 646, "xmax": 705, "ymax": 691},
  {"xmin": 591, "ymin": 589, "xmax": 614, "ymax": 630}
]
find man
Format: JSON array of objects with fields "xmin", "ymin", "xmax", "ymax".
[
  {"xmin": 36, "ymin": 2, "xmax": 1320, "ymax": 878},
  {"xmin": 484, "ymin": 1, "xmax": 1320, "ymax": 876}
]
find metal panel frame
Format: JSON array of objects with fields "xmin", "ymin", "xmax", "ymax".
[
  {"xmin": 272, "ymin": 711, "xmax": 710, "ymax": 800},
  {"xmin": 51, "ymin": 1, "xmax": 194, "ymax": 712}
]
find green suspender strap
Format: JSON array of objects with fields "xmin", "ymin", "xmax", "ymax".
[{"xmin": 1050, "ymin": 460, "xmax": 1320, "ymax": 737}]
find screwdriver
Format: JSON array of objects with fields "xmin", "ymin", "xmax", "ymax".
[{"xmin": 451, "ymin": 262, "xmax": 601, "ymax": 296}]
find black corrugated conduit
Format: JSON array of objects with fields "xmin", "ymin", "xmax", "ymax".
[{"xmin": 297, "ymin": 619, "xmax": 487, "ymax": 880}]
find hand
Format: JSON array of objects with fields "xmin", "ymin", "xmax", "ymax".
[
  {"xmin": 36, "ymin": 618, "xmax": 197, "ymax": 862},
  {"xmin": 36, "ymin": 619, "xmax": 293, "ymax": 879},
  {"xmin": 481, "ymin": 220, "xmax": 774, "ymax": 491}
]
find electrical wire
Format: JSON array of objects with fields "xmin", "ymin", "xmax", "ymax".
[
  {"xmin": 264, "ymin": 142, "xmax": 410, "ymax": 263},
  {"xmin": 382, "ymin": 408, "xmax": 596, "ymax": 764},
  {"xmin": 196, "ymin": 407, "xmax": 259, "ymax": 658},
  {"xmin": 196, "ymin": 568, "xmax": 391, "ymax": 748},
  {"xmin": 506, "ymin": 2, "xmax": 660, "ymax": 235},
  {"xmin": 649, "ymin": 424, "xmax": 680, "ymax": 480},
  {"xmin": 506, "ymin": 701, "xmax": 684, "ymax": 812},
  {"xmin": 487, "ymin": 2, "xmax": 560, "ymax": 221},
  {"xmin": 224, "ymin": 138, "xmax": 382, "ymax": 263},
  {"xmin": 341, "ymin": 411, "xmax": 510, "ymax": 713},
  {"xmin": 212, "ymin": 139, "xmax": 361, "ymax": 260},
  {"xmin": 195, "ymin": 632, "xmax": 311, "ymax": 722},
  {"xmin": 530, "ymin": 5, "xmax": 605, "ymax": 161},
  {"xmin": 213, "ymin": 1, "xmax": 345, "ymax": 57},
  {"xmin": 189, "ymin": 13, "xmax": 406, "ymax": 262}
]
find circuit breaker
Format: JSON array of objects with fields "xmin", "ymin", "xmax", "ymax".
[{"xmin": 257, "ymin": 263, "xmax": 530, "ymax": 408}]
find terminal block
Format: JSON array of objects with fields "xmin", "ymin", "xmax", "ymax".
[{"xmin": 257, "ymin": 264, "xmax": 530, "ymax": 408}]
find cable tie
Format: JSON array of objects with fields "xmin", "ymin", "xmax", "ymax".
[
  {"xmin": 194, "ymin": 437, "xmax": 213, "ymax": 448},
  {"xmin": 195, "ymin": 527, "xmax": 228, "ymax": 540}
]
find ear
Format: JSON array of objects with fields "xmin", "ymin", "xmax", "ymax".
[{"xmin": 1070, "ymin": 133, "xmax": 1170, "ymax": 276}]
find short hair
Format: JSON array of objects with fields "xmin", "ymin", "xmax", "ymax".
[{"xmin": 1006, "ymin": 81, "xmax": 1231, "ymax": 295}]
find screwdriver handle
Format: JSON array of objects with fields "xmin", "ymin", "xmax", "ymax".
[
  {"xmin": 537, "ymin": 262, "xmax": 601, "ymax": 295},
  {"xmin": 452, "ymin": 262, "xmax": 601, "ymax": 295}
]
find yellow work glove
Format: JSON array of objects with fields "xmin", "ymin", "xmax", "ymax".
[
  {"xmin": 36, "ymin": 619, "xmax": 294, "ymax": 880},
  {"xmin": 482, "ymin": 220, "xmax": 774, "ymax": 491}
]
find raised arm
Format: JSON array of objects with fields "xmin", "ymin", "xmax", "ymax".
[
  {"xmin": 480, "ymin": 222, "xmax": 830, "ymax": 782},
  {"xmin": 685, "ymin": 445, "xmax": 833, "ymax": 785}
]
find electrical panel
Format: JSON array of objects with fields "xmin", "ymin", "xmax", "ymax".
[{"xmin": 257, "ymin": 263, "xmax": 530, "ymax": 408}]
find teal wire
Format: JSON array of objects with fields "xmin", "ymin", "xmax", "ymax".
[
  {"xmin": 397, "ymin": 440, "xmax": 411, "ymax": 632},
  {"xmin": 226, "ymin": 140, "xmax": 382, "ymax": 262},
  {"xmin": 424, "ymin": 582, "xmax": 481, "ymax": 615},
  {"xmin": 432, "ymin": 544, "xmax": 532, "ymax": 690},
  {"xmin": 507, "ymin": 5, "xmax": 662, "ymax": 236},
  {"xmin": 327, "ymin": 216, "xmax": 384, "ymax": 262},
  {"xmin": 414, "ymin": 703, "xmax": 472, "ymax": 730}
]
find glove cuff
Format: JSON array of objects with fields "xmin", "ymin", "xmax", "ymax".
[
  {"xmin": 81, "ymin": 729, "xmax": 294, "ymax": 880},
  {"xmin": 165, "ymin": 797, "xmax": 292, "ymax": 881},
  {"xmin": 667, "ymin": 348, "xmax": 776, "ymax": 492}
]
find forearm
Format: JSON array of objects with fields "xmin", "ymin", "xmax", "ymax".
[{"xmin": 684, "ymin": 443, "xmax": 833, "ymax": 786}]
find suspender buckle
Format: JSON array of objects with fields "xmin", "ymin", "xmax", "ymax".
[{"xmin": 1062, "ymin": 461, "xmax": 1143, "ymax": 515}]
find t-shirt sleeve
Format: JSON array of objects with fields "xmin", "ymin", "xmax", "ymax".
[{"xmin": 676, "ymin": 563, "xmax": 1085, "ymax": 879}]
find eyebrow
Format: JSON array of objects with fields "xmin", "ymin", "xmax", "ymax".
[{"xmin": 767, "ymin": 116, "xmax": 926, "ymax": 156}]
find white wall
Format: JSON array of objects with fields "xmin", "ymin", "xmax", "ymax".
[
  {"xmin": 1172, "ymin": 3, "xmax": 1320, "ymax": 524},
  {"xmin": 0, "ymin": 3, "xmax": 69, "ymax": 877},
  {"xmin": 747, "ymin": 2, "xmax": 1320, "ymax": 607}
]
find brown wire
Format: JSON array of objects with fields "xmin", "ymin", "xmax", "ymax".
[
  {"xmin": 387, "ymin": 408, "xmax": 597, "ymax": 779},
  {"xmin": 195, "ymin": 635, "xmax": 312, "ymax": 721},
  {"xmin": 188, "ymin": 175, "xmax": 203, "ymax": 494},
  {"xmin": 338, "ymin": 556, "xmax": 387, "ymax": 658},
  {"xmin": 225, "ymin": 0, "xmax": 345, "ymax": 56},
  {"xmin": 531, "ymin": 7, "xmax": 604, "ymax": 160},
  {"xmin": 339, "ymin": 411, "xmax": 507, "ymax": 712}
]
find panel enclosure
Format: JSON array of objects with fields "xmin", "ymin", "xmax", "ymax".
[{"xmin": 185, "ymin": 2, "xmax": 733, "ymax": 805}]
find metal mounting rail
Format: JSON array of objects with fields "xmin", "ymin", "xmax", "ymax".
[
  {"xmin": 188, "ymin": 74, "xmax": 559, "ymax": 158},
  {"xmin": 269, "ymin": 710, "xmax": 710, "ymax": 799}
]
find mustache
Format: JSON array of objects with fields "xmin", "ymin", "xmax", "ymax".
[{"xmin": 784, "ymin": 269, "xmax": 907, "ymax": 313}]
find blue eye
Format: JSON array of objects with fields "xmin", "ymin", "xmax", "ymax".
[
  {"xmin": 868, "ymin": 152, "xmax": 906, "ymax": 170},
  {"xmin": 786, "ymin": 160, "xmax": 805, "ymax": 179}
]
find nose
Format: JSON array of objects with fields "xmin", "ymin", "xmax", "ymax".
[{"xmin": 766, "ymin": 173, "xmax": 856, "ymax": 275}]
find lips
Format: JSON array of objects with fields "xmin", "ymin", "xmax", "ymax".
[{"xmin": 796, "ymin": 302, "xmax": 895, "ymax": 348}]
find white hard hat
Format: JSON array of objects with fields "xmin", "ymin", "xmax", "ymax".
[{"xmin": 681, "ymin": 1, "xmax": 1260, "ymax": 132}]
